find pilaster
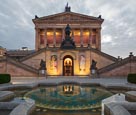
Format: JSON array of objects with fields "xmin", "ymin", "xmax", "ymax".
[
  {"xmin": 62, "ymin": 28, "xmax": 65, "ymax": 40},
  {"xmin": 90, "ymin": 29, "xmax": 92, "ymax": 47},
  {"xmin": 97, "ymin": 28, "xmax": 101, "ymax": 50},
  {"xmin": 89, "ymin": 29, "xmax": 92, "ymax": 46},
  {"xmin": 53, "ymin": 28, "xmax": 56, "ymax": 46},
  {"xmin": 80, "ymin": 28, "xmax": 83, "ymax": 46},
  {"xmin": 44, "ymin": 29, "xmax": 47, "ymax": 48},
  {"xmin": 35, "ymin": 28, "xmax": 39, "ymax": 51}
]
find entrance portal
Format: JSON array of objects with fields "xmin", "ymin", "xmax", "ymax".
[{"xmin": 63, "ymin": 56, "xmax": 74, "ymax": 76}]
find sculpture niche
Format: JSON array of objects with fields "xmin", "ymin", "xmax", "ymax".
[{"xmin": 60, "ymin": 24, "xmax": 76, "ymax": 49}]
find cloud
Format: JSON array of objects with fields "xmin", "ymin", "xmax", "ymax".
[{"xmin": 0, "ymin": 0, "xmax": 136, "ymax": 57}]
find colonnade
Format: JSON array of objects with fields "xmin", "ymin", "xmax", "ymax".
[{"xmin": 35, "ymin": 28, "xmax": 101, "ymax": 50}]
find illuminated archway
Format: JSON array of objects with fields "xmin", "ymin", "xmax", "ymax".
[{"xmin": 63, "ymin": 55, "xmax": 74, "ymax": 76}]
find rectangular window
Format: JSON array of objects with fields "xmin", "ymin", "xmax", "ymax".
[
  {"xmin": 56, "ymin": 29, "xmax": 62, "ymax": 46},
  {"xmin": 47, "ymin": 29, "xmax": 54, "ymax": 46},
  {"xmin": 83, "ymin": 29, "xmax": 89, "ymax": 45},
  {"xmin": 73, "ymin": 29, "xmax": 80, "ymax": 46},
  {"xmin": 40, "ymin": 34, "xmax": 44, "ymax": 45}
]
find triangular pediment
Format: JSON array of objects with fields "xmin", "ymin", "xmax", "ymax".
[{"xmin": 33, "ymin": 12, "xmax": 103, "ymax": 23}]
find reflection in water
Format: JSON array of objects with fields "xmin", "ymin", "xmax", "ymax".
[
  {"xmin": 25, "ymin": 85, "xmax": 112, "ymax": 111},
  {"xmin": 63, "ymin": 85, "xmax": 74, "ymax": 94}
]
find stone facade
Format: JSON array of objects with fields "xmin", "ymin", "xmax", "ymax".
[
  {"xmin": 100, "ymin": 60, "xmax": 136, "ymax": 77},
  {"xmin": 33, "ymin": 11, "xmax": 103, "ymax": 51},
  {"xmin": 0, "ymin": 6, "xmax": 136, "ymax": 77},
  {"xmin": 0, "ymin": 57, "xmax": 37, "ymax": 77}
]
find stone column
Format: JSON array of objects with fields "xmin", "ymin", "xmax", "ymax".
[
  {"xmin": 90, "ymin": 29, "xmax": 92, "ymax": 47},
  {"xmin": 72, "ymin": 29, "xmax": 74, "ymax": 41},
  {"xmin": 53, "ymin": 28, "xmax": 56, "ymax": 46},
  {"xmin": 89, "ymin": 29, "xmax": 92, "ymax": 46},
  {"xmin": 35, "ymin": 28, "xmax": 39, "ymax": 51},
  {"xmin": 97, "ymin": 28, "xmax": 101, "ymax": 51},
  {"xmin": 44, "ymin": 29, "xmax": 47, "ymax": 48},
  {"xmin": 80, "ymin": 28, "xmax": 83, "ymax": 46},
  {"xmin": 95, "ymin": 29, "xmax": 100, "ymax": 50},
  {"xmin": 62, "ymin": 28, "xmax": 65, "ymax": 40}
]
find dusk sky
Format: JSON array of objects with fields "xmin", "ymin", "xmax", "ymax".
[{"xmin": 0, "ymin": 0, "xmax": 136, "ymax": 58}]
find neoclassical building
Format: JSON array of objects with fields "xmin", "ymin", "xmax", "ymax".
[{"xmin": 0, "ymin": 5, "xmax": 136, "ymax": 77}]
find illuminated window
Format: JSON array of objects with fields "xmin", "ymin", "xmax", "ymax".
[
  {"xmin": 92, "ymin": 29, "xmax": 96, "ymax": 44},
  {"xmin": 73, "ymin": 29, "xmax": 80, "ymax": 45},
  {"xmin": 39, "ymin": 30, "xmax": 44, "ymax": 45},
  {"xmin": 83, "ymin": 29, "xmax": 89, "ymax": 45},
  {"xmin": 47, "ymin": 29, "xmax": 54, "ymax": 45},
  {"xmin": 56, "ymin": 29, "xmax": 62, "ymax": 46}
]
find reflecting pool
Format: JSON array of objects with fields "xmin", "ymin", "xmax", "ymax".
[{"xmin": 24, "ymin": 85, "xmax": 112, "ymax": 111}]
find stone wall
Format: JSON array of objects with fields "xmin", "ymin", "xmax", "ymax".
[
  {"xmin": 91, "ymin": 52, "xmax": 115, "ymax": 69},
  {"xmin": 22, "ymin": 52, "xmax": 45, "ymax": 70},
  {"xmin": 3, "ymin": 63, "xmax": 37, "ymax": 77},
  {"xmin": 100, "ymin": 62, "xmax": 136, "ymax": 77},
  {"xmin": 44, "ymin": 50, "xmax": 115, "ymax": 76},
  {"xmin": 0, "ymin": 61, "xmax": 6, "ymax": 73}
]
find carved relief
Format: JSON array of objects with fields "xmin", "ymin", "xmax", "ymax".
[
  {"xmin": 50, "ymin": 55, "xmax": 57, "ymax": 72},
  {"xmin": 79, "ymin": 55, "xmax": 86, "ymax": 71},
  {"xmin": 42, "ymin": 14, "xmax": 99, "ymax": 22}
]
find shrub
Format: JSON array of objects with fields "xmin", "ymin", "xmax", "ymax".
[
  {"xmin": 127, "ymin": 74, "xmax": 136, "ymax": 84},
  {"xmin": 0, "ymin": 74, "xmax": 11, "ymax": 84}
]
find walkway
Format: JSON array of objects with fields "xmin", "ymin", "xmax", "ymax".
[{"xmin": 9, "ymin": 77, "xmax": 136, "ymax": 90}]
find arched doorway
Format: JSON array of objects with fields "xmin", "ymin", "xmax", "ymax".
[{"xmin": 63, "ymin": 55, "xmax": 74, "ymax": 76}]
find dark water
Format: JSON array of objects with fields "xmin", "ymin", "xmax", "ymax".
[
  {"xmin": 24, "ymin": 85, "xmax": 112, "ymax": 110},
  {"xmin": 10, "ymin": 85, "xmax": 113, "ymax": 115}
]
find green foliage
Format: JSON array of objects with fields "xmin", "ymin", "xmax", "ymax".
[
  {"xmin": 127, "ymin": 74, "xmax": 136, "ymax": 84},
  {"xmin": 0, "ymin": 74, "xmax": 11, "ymax": 84}
]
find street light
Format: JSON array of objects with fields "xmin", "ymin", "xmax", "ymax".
[{"xmin": 129, "ymin": 52, "xmax": 133, "ymax": 74}]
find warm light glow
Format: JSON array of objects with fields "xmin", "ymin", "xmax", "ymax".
[
  {"xmin": 56, "ymin": 32, "xmax": 62, "ymax": 36},
  {"xmin": 74, "ymin": 30, "xmax": 80, "ymax": 36},
  {"xmin": 64, "ymin": 58, "xmax": 72, "ymax": 66},
  {"xmin": 47, "ymin": 32, "xmax": 53, "ymax": 36},
  {"xmin": 84, "ymin": 32, "xmax": 89, "ymax": 36}
]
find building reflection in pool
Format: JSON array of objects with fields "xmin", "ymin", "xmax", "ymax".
[
  {"xmin": 24, "ymin": 85, "xmax": 112, "ymax": 110},
  {"xmin": 63, "ymin": 85, "xmax": 74, "ymax": 94}
]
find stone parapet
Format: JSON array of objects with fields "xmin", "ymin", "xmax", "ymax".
[
  {"xmin": 104, "ymin": 103, "xmax": 131, "ymax": 115},
  {"xmin": 10, "ymin": 98, "xmax": 35, "ymax": 115},
  {"xmin": 125, "ymin": 91, "xmax": 136, "ymax": 102},
  {"xmin": 0, "ymin": 91, "xmax": 14, "ymax": 101},
  {"xmin": 102, "ymin": 93, "xmax": 136, "ymax": 115}
]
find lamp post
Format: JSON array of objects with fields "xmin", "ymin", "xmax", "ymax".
[
  {"xmin": 129, "ymin": 52, "xmax": 133, "ymax": 74},
  {"xmin": 4, "ymin": 52, "xmax": 8, "ymax": 73}
]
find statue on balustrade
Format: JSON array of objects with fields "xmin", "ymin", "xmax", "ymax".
[
  {"xmin": 40, "ymin": 59, "xmax": 46, "ymax": 70},
  {"xmin": 90, "ymin": 59, "xmax": 97, "ymax": 75}
]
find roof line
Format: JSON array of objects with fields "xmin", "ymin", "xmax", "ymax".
[{"xmin": 33, "ymin": 11, "xmax": 104, "ymax": 22}]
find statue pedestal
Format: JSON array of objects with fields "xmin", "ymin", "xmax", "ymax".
[
  {"xmin": 39, "ymin": 70, "xmax": 47, "ymax": 78},
  {"xmin": 92, "ymin": 69, "xmax": 96, "ymax": 74},
  {"xmin": 90, "ymin": 69, "xmax": 97, "ymax": 78},
  {"xmin": 41, "ymin": 70, "xmax": 45, "ymax": 74}
]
